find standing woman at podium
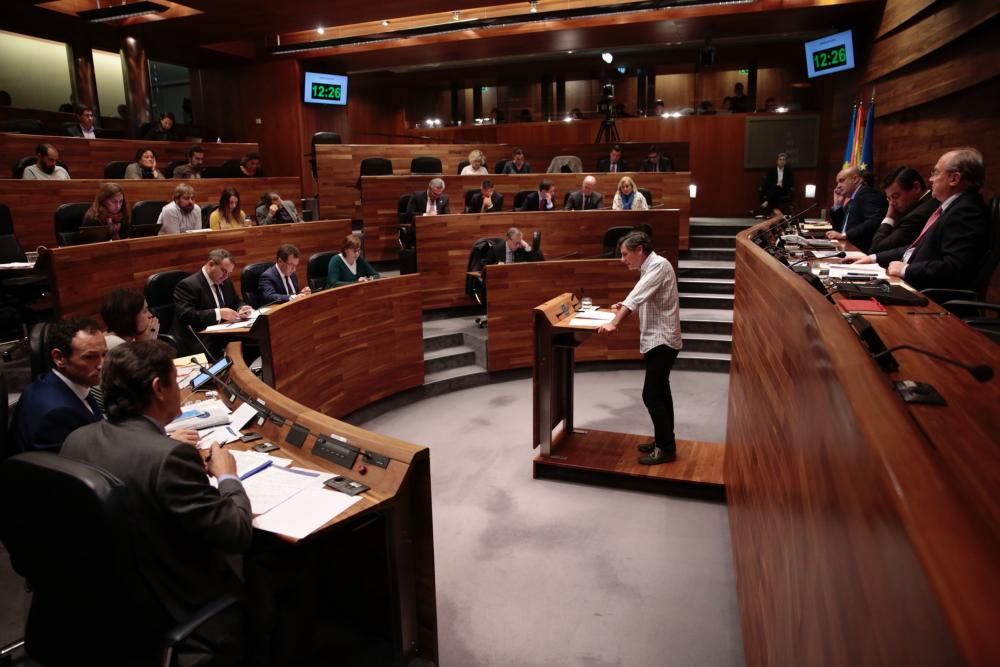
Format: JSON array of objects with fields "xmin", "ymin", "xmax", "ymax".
[{"xmin": 597, "ymin": 231, "xmax": 682, "ymax": 465}]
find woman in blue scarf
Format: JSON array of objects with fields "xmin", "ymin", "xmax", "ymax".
[{"xmin": 611, "ymin": 176, "xmax": 649, "ymax": 210}]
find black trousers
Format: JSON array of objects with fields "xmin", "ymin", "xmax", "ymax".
[{"xmin": 642, "ymin": 344, "xmax": 679, "ymax": 452}]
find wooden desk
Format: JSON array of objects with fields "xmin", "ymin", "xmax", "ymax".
[
  {"xmin": 222, "ymin": 342, "xmax": 437, "ymax": 663},
  {"xmin": 726, "ymin": 218, "xmax": 1000, "ymax": 665},
  {"xmin": 0, "ymin": 177, "xmax": 303, "ymax": 250},
  {"xmin": 250, "ymin": 275, "xmax": 425, "ymax": 419},
  {"xmin": 43, "ymin": 219, "xmax": 350, "ymax": 320},
  {"xmin": 416, "ymin": 209, "xmax": 679, "ymax": 311},
  {"xmin": 360, "ymin": 172, "xmax": 690, "ymax": 261},
  {"xmin": 0, "ymin": 133, "xmax": 257, "ymax": 179}
]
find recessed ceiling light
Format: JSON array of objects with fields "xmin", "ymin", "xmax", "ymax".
[
  {"xmin": 317, "ymin": 26, "xmax": 325, "ymax": 35},
  {"xmin": 567, "ymin": 50, "xmax": 573, "ymax": 54}
]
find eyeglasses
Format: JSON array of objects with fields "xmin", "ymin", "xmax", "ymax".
[{"xmin": 930, "ymin": 167, "xmax": 955, "ymax": 177}]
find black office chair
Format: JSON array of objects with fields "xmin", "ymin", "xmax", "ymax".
[
  {"xmin": 201, "ymin": 203, "xmax": 219, "ymax": 229},
  {"xmin": 638, "ymin": 187, "xmax": 653, "ymax": 207},
  {"xmin": 532, "ymin": 230, "xmax": 543, "ymax": 258},
  {"xmin": 457, "ymin": 160, "xmax": 470, "ymax": 175},
  {"xmin": 0, "ymin": 203, "xmax": 13, "ymax": 235},
  {"xmin": 54, "ymin": 202, "xmax": 89, "ymax": 247},
  {"xmin": 0, "ymin": 119, "xmax": 45, "ymax": 135},
  {"xmin": 602, "ymin": 226, "xmax": 634, "ymax": 257},
  {"xmin": 103, "ymin": 160, "xmax": 130, "ymax": 180},
  {"xmin": 410, "ymin": 156, "xmax": 442, "ymax": 175},
  {"xmin": 513, "ymin": 190, "xmax": 535, "ymax": 211},
  {"xmin": 241, "ymin": 262, "xmax": 271, "ymax": 308},
  {"xmin": 132, "ymin": 200, "xmax": 167, "ymax": 228},
  {"xmin": 164, "ymin": 159, "xmax": 186, "ymax": 178},
  {"xmin": 463, "ymin": 189, "xmax": 479, "ymax": 213},
  {"xmin": 0, "ymin": 234, "xmax": 47, "ymax": 326},
  {"xmin": 28, "ymin": 321, "xmax": 52, "ymax": 380},
  {"xmin": 309, "ymin": 132, "xmax": 341, "ymax": 180},
  {"xmin": 0, "ymin": 452, "xmax": 242, "ymax": 667},
  {"xmin": 307, "ymin": 251, "xmax": 337, "ymax": 291},
  {"xmin": 359, "ymin": 157, "xmax": 393, "ymax": 177},
  {"xmin": 201, "ymin": 165, "xmax": 226, "ymax": 179},
  {"xmin": 220, "ymin": 159, "xmax": 242, "ymax": 178},
  {"xmin": 136, "ymin": 121, "xmax": 152, "ymax": 139},
  {"xmin": 466, "ymin": 237, "xmax": 504, "ymax": 327},
  {"xmin": 494, "ymin": 159, "xmax": 509, "ymax": 174},
  {"xmin": 13, "ymin": 156, "xmax": 70, "ymax": 179},
  {"xmin": 563, "ymin": 191, "xmax": 573, "ymax": 209},
  {"xmin": 145, "ymin": 270, "xmax": 188, "ymax": 338}
]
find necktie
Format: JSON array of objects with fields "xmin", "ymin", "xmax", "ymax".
[
  {"xmin": 285, "ymin": 275, "xmax": 294, "ymax": 296},
  {"xmin": 214, "ymin": 283, "xmax": 225, "ymax": 310},
  {"xmin": 85, "ymin": 389, "xmax": 102, "ymax": 416},
  {"xmin": 539, "ymin": 196, "xmax": 545, "ymax": 211},
  {"xmin": 908, "ymin": 206, "xmax": 943, "ymax": 250},
  {"xmin": 611, "ymin": 163, "xmax": 617, "ymax": 173},
  {"xmin": 841, "ymin": 198, "xmax": 853, "ymax": 233}
]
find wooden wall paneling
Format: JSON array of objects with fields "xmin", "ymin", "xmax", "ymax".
[
  {"xmin": 361, "ymin": 173, "xmax": 689, "ymax": 263},
  {"xmin": 727, "ymin": 220, "xmax": 1000, "ymax": 666},
  {"xmin": 654, "ymin": 73, "xmax": 696, "ymax": 109},
  {"xmin": 415, "ymin": 208, "xmax": 679, "ymax": 311},
  {"xmin": 254, "ymin": 60, "xmax": 307, "ymax": 189},
  {"xmin": 0, "ymin": 133, "xmax": 258, "ymax": 180},
  {"xmin": 44, "ymin": 218, "xmax": 350, "ymax": 320},
  {"xmin": 876, "ymin": 0, "xmax": 936, "ymax": 37},
  {"xmin": 0, "ymin": 177, "xmax": 303, "ymax": 250},
  {"xmin": 260, "ymin": 275, "xmax": 425, "ymax": 419}
]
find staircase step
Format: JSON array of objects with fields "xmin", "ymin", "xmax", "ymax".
[
  {"xmin": 678, "ymin": 277, "xmax": 734, "ymax": 294},
  {"xmin": 423, "ymin": 332, "xmax": 464, "ymax": 352},
  {"xmin": 677, "ymin": 260, "xmax": 735, "ymax": 279},
  {"xmin": 675, "ymin": 351, "xmax": 731, "ymax": 373},
  {"xmin": 680, "ymin": 307, "xmax": 733, "ymax": 335},
  {"xmin": 681, "ymin": 248, "xmax": 735, "ymax": 262},
  {"xmin": 423, "ymin": 345, "xmax": 476, "ymax": 374},
  {"xmin": 690, "ymin": 222, "xmax": 755, "ymax": 236},
  {"xmin": 423, "ymin": 364, "xmax": 490, "ymax": 394},
  {"xmin": 679, "ymin": 292, "xmax": 734, "ymax": 310},
  {"xmin": 689, "ymin": 234, "xmax": 736, "ymax": 249},
  {"xmin": 681, "ymin": 333, "xmax": 732, "ymax": 354}
]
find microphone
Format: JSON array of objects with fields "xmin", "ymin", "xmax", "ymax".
[
  {"xmin": 874, "ymin": 345, "xmax": 994, "ymax": 382},
  {"xmin": 788, "ymin": 251, "xmax": 846, "ymax": 267},
  {"xmin": 187, "ymin": 324, "xmax": 218, "ymax": 363}
]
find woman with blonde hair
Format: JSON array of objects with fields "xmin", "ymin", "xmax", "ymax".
[
  {"xmin": 611, "ymin": 175, "xmax": 649, "ymax": 210},
  {"xmin": 461, "ymin": 149, "xmax": 489, "ymax": 175},
  {"xmin": 209, "ymin": 187, "xmax": 253, "ymax": 230}
]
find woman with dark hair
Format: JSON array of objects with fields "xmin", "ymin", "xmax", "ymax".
[
  {"xmin": 143, "ymin": 111, "xmax": 177, "ymax": 141},
  {"xmin": 210, "ymin": 187, "xmax": 252, "ymax": 230},
  {"xmin": 326, "ymin": 234, "xmax": 380, "ymax": 287},
  {"xmin": 100, "ymin": 288, "xmax": 159, "ymax": 350},
  {"xmin": 81, "ymin": 182, "xmax": 131, "ymax": 239},
  {"xmin": 124, "ymin": 147, "xmax": 165, "ymax": 179}
]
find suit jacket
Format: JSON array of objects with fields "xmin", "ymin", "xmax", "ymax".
[
  {"xmin": 640, "ymin": 157, "xmax": 673, "ymax": 172},
  {"xmin": 868, "ymin": 192, "xmax": 939, "ymax": 255},
  {"xmin": 60, "ymin": 416, "xmax": 252, "ymax": 638},
  {"xmin": 255, "ymin": 200, "xmax": 300, "ymax": 225},
  {"xmin": 517, "ymin": 191, "xmax": 556, "ymax": 211},
  {"xmin": 173, "ymin": 270, "xmax": 244, "ymax": 354},
  {"xmin": 486, "ymin": 241, "xmax": 536, "ymax": 265},
  {"xmin": 405, "ymin": 190, "xmax": 450, "ymax": 223},
  {"xmin": 564, "ymin": 190, "xmax": 605, "ymax": 211},
  {"xmin": 597, "ymin": 157, "xmax": 630, "ymax": 173},
  {"xmin": 762, "ymin": 165, "xmax": 794, "ymax": 192},
  {"xmin": 258, "ymin": 264, "xmax": 300, "ymax": 304},
  {"xmin": 64, "ymin": 124, "xmax": 98, "ymax": 139},
  {"xmin": 468, "ymin": 191, "xmax": 504, "ymax": 213},
  {"xmin": 831, "ymin": 184, "xmax": 888, "ymax": 252},
  {"xmin": 876, "ymin": 190, "xmax": 989, "ymax": 290},
  {"xmin": 7, "ymin": 371, "xmax": 101, "ymax": 456}
]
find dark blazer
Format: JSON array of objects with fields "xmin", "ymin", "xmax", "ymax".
[
  {"xmin": 7, "ymin": 370, "xmax": 102, "ymax": 456},
  {"xmin": 405, "ymin": 190, "xmax": 449, "ymax": 223},
  {"xmin": 564, "ymin": 190, "xmax": 605, "ymax": 211},
  {"xmin": 517, "ymin": 191, "xmax": 556, "ymax": 211},
  {"xmin": 868, "ymin": 192, "xmax": 938, "ymax": 255},
  {"xmin": 468, "ymin": 191, "xmax": 504, "ymax": 213},
  {"xmin": 61, "ymin": 416, "xmax": 252, "ymax": 652},
  {"xmin": 501, "ymin": 162, "xmax": 532, "ymax": 175},
  {"xmin": 258, "ymin": 264, "xmax": 301, "ymax": 304},
  {"xmin": 486, "ymin": 241, "xmax": 537, "ymax": 265},
  {"xmin": 876, "ymin": 190, "xmax": 989, "ymax": 290},
  {"xmin": 173, "ymin": 269, "xmax": 244, "ymax": 354},
  {"xmin": 830, "ymin": 184, "xmax": 888, "ymax": 252},
  {"xmin": 326, "ymin": 253, "xmax": 380, "ymax": 287},
  {"xmin": 762, "ymin": 165, "xmax": 795, "ymax": 196},
  {"xmin": 64, "ymin": 124, "xmax": 99, "ymax": 139},
  {"xmin": 640, "ymin": 156, "xmax": 673, "ymax": 172},
  {"xmin": 597, "ymin": 157, "xmax": 630, "ymax": 173}
]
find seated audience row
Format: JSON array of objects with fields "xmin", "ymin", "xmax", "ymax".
[{"xmin": 597, "ymin": 145, "xmax": 673, "ymax": 173}]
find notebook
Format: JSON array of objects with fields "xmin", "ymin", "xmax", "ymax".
[{"xmin": 838, "ymin": 298, "xmax": 888, "ymax": 316}]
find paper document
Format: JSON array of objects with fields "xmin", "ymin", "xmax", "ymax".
[
  {"xmin": 253, "ymin": 486, "xmax": 362, "ymax": 539},
  {"xmin": 240, "ymin": 465, "xmax": 321, "ymax": 514},
  {"xmin": 167, "ymin": 398, "xmax": 231, "ymax": 433},
  {"xmin": 0, "ymin": 262, "xmax": 35, "ymax": 270},
  {"xmin": 196, "ymin": 424, "xmax": 241, "ymax": 447},
  {"xmin": 204, "ymin": 321, "xmax": 251, "ymax": 332},
  {"xmin": 824, "ymin": 264, "xmax": 887, "ymax": 280},
  {"xmin": 574, "ymin": 309, "xmax": 615, "ymax": 321},
  {"xmin": 229, "ymin": 401, "xmax": 260, "ymax": 430},
  {"xmin": 568, "ymin": 317, "xmax": 602, "ymax": 327}
]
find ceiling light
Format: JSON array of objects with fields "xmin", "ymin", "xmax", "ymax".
[
  {"xmin": 78, "ymin": 0, "xmax": 168, "ymax": 22},
  {"xmin": 564, "ymin": 116, "xmax": 573, "ymax": 122},
  {"xmin": 452, "ymin": 11, "xmax": 461, "ymax": 21},
  {"xmin": 317, "ymin": 27, "xmax": 325, "ymax": 35},
  {"xmin": 530, "ymin": 1, "xmax": 539, "ymax": 12},
  {"xmin": 776, "ymin": 106, "xmax": 789, "ymax": 113},
  {"xmin": 567, "ymin": 50, "xmax": 573, "ymax": 54},
  {"xmin": 616, "ymin": 66, "xmax": 626, "ymax": 74},
  {"xmin": 381, "ymin": 20, "xmax": 390, "ymax": 26},
  {"xmin": 601, "ymin": 52, "xmax": 613, "ymax": 64}
]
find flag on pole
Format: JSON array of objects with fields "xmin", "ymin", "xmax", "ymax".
[
  {"xmin": 842, "ymin": 103, "xmax": 858, "ymax": 170},
  {"xmin": 850, "ymin": 99, "xmax": 864, "ymax": 167},
  {"xmin": 859, "ymin": 93, "xmax": 875, "ymax": 172}
]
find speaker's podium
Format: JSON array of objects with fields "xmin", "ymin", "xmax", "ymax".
[{"xmin": 532, "ymin": 293, "xmax": 725, "ymax": 499}]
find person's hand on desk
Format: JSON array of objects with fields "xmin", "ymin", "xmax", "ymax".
[
  {"xmin": 825, "ymin": 231, "xmax": 847, "ymax": 241},
  {"xmin": 205, "ymin": 441, "xmax": 236, "ymax": 479},
  {"xmin": 220, "ymin": 308, "xmax": 242, "ymax": 322},
  {"xmin": 237, "ymin": 305, "xmax": 253, "ymax": 319},
  {"xmin": 298, "ymin": 286, "xmax": 312, "ymax": 297},
  {"xmin": 887, "ymin": 261, "xmax": 907, "ymax": 278},
  {"xmin": 171, "ymin": 428, "xmax": 200, "ymax": 447},
  {"xmin": 846, "ymin": 254, "xmax": 875, "ymax": 264},
  {"xmin": 597, "ymin": 322, "xmax": 616, "ymax": 335}
]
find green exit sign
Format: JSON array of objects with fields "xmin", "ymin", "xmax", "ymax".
[
  {"xmin": 738, "ymin": 69, "xmax": 749, "ymax": 74},
  {"xmin": 481, "ymin": 86, "xmax": 488, "ymax": 93}
]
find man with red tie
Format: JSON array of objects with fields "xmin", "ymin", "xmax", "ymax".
[{"xmin": 851, "ymin": 147, "xmax": 989, "ymax": 290}]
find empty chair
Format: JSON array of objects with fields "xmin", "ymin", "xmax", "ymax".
[
  {"xmin": 494, "ymin": 159, "xmax": 509, "ymax": 174},
  {"xmin": 136, "ymin": 120, "xmax": 152, "ymax": 139},
  {"xmin": 532, "ymin": 230, "xmax": 542, "ymax": 258},
  {"xmin": 132, "ymin": 200, "xmax": 167, "ymax": 228},
  {"xmin": 359, "ymin": 157, "xmax": 393, "ymax": 177},
  {"xmin": 513, "ymin": 190, "xmax": 535, "ymax": 210},
  {"xmin": 200, "ymin": 203, "xmax": 218, "ymax": 229},
  {"xmin": 0, "ymin": 203, "xmax": 12, "ymax": 235},
  {"xmin": 456, "ymin": 160, "xmax": 470, "ymax": 175},
  {"xmin": 164, "ymin": 159, "xmax": 186, "ymax": 178},
  {"xmin": 410, "ymin": 156, "xmax": 442, "ymax": 175},
  {"xmin": 397, "ymin": 194, "xmax": 416, "ymax": 250},
  {"xmin": 546, "ymin": 155, "xmax": 583, "ymax": 173},
  {"xmin": 463, "ymin": 189, "xmax": 479, "ymax": 213},
  {"xmin": 638, "ymin": 187, "xmax": 653, "ymax": 207},
  {"xmin": 54, "ymin": 202, "xmax": 89, "ymax": 246},
  {"xmin": 240, "ymin": 262, "xmax": 271, "ymax": 308},
  {"xmin": 307, "ymin": 251, "xmax": 337, "ymax": 290},
  {"xmin": 220, "ymin": 159, "xmax": 242, "ymax": 178},
  {"xmin": 602, "ymin": 226, "xmax": 634, "ymax": 257},
  {"xmin": 144, "ymin": 270, "xmax": 188, "ymax": 337},
  {"xmin": 0, "ymin": 119, "xmax": 45, "ymax": 135},
  {"xmin": 104, "ymin": 160, "xmax": 130, "ymax": 180}
]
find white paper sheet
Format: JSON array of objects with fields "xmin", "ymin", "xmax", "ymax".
[
  {"xmin": 229, "ymin": 402, "xmax": 259, "ymax": 430},
  {"xmin": 253, "ymin": 485, "xmax": 362, "ymax": 539},
  {"xmin": 568, "ymin": 317, "xmax": 602, "ymax": 327},
  {"xmin": 240, "ymin": 465, "xmax": 322, "ymax": 514},
  {"xmin": 573, "ymin": 309, "xmax": 615, "ymax": 321}
]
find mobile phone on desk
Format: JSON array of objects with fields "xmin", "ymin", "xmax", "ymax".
[
  {"xmin": 240, "ymin": 432, "xmax": 263, "ymax": 443},
  {"xmin": 252, "ymin": 442, "xmax": 280, "ymax": 453}
]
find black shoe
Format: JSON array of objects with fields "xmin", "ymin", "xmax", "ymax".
[
  {"xmin": 637, "ymin": 442, "xmax": 655, "ymax": 454},
  {"xmin": 639, "ymin": 447, "xmax": 677, "ymax": 465}
]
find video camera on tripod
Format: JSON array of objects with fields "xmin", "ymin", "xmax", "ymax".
[{"xmin": 595, "ymin": 83, "xmax": 620, "ymax": 143}]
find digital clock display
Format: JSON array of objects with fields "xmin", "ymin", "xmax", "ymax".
[
  {"xmin": 303, "ymin": 71, "xmax": 348, "ymax": 106},
  {"xmin": 804, "ymin": 30, "xmax": 855, "ymax": 79}
]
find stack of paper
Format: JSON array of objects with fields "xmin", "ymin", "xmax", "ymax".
[
  {"xmin": 253, "ymin": 486, "xmax": 362, "ymax": 539},
  {"xmin": 166, "ymin": 398, "xmax": 231, "ymax": 433}
]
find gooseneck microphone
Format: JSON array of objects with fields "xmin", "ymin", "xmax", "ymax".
[
  {"xmin": 187, "ymin": 324, "xmax": 218, "ymax": 363},
  {"xmin": 788, "ymin": 251, "xmax": 846, "ymax": 267},
  {"xmin": 874, "ymin": 344, "xmax": 994, "ymax": 382}
]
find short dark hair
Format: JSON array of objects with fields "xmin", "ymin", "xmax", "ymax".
[
  {"xmin": 100, "ymin": 289, "xmax": 145, "ymax": 338},
  {"xmin": 881, "ymin": 166, "xmax": 926, "ymax": 192},
  {"xmin": 539, "ymin": 179, "xmax": 554, "ymax": 192},
  {"xmin": 35, "ymin": 142, "xmax": 55, "ymax": 156},
  {"xmin": 481, "ymin": 179, "xmax": 494, "ymax": 190},
  {"xmin": 208, "ymin": 248, "xmax": 233, "ymax": 264},
  {"xmin": 102, "ymin": 340, "xmax": 175, "ymax": 421},
  {"xmin": 620, "ymin": 231, "xmax": 653, "ymax": 255},
  {"xmin": 611, "ymin": 144, "xmax": 622, "ymax": 152},
  {"xmin": 276, "ymin": 244, "xmax": 300, "ymax": 262},
  {"xmin": 512, "ymin": 147, "xmax": 524, "ymax": 157},
  {"xmin": 47, "ymin": 317, "xmax": 101, "ymax": 358},
  {"xmin": 134, "ymin": 146, "xmax": 156, "ymax": 162},
  {"xmin": 242, "ymin": 152, "xmax": 261, "ymax": 165},
  {"xmin": 187, "ymin": 144, "xmax": 204, "ymax": 158},
  {"xmin": 76, "ymin": 105, "xmax": 93, "ymax": 117},
  {"xmin": 159, "ymin": 111, "xmax": 175, "ymax": 121}
]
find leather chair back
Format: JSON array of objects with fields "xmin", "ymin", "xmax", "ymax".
[
  {"xmin": 144, "ymin": 270, "xmax": 188, "ymax": 335},
  {"xmin": 307, "ymin": 251, "xmax": 337, "ymax": 291},
  {"xmin": 638, "ymin": 187, "xmax": 653, "ymax": 207},
  {"xmin": 410, "ymin": 156, "xmax": 442, "ymax": 175},
  {"xmin": 359, "ymin": 157, "xmax": 393, "ymax": 177},
  {"xmin": 163, "ymin": 160, "xmax": 185, "ymax": 178},
  {"xmin": 54, "ymin": 202, "xmax": 89, "ymax": 237},
  {"xmin": 200, "ymin": 203, "xmax": 218, "ymax": 229},
  {"xmin": 0, "ymin": 234, "xmax": 25, "ymax": 263},
  {"xmin": 0, "ymin": 119, "xmax": 45, "ymax": 135},
  {"xmin": 602, "ymin": 226, "xmax": 634, "ymax": 257},
  {"xmin": 456, "ymin": 160, "xmax": 470, "ymax": 175},
  {"xmin": 103, "ymin": 161, "xmax": 130, "ymax": 180},
  {"xmin": 513, "ymin": 190, "xmax": 534, "ymax": 210},
  {"xmin": 132, "ymin": 201, "xmax": 167, "ymax": 228},
  {"xmin": 240, "ymin": 262, "xmax": 271, "ymax": 308},
  {"xmin": 0, "ymin": 203, "xmax": 12, "ymax": 235}
]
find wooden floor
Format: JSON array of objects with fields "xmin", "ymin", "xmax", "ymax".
[{"xmin": 533, "ymin": 429, "xmax": 725, "ymax": 501}]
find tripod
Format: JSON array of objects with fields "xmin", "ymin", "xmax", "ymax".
[{"xmin": 594, "ymin": 117, "xmax": 620, "ymax": 144}]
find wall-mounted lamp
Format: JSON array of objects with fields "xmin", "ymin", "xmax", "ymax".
[
  {"xmin": 689, "ymin": 184, "xmax": 698, "ymax": 198},
  {"xmin": 316, "ymin": 27, "xmax": 325, "ymax": 35},
  {"xmin": 805, "ymin": 184, "xmax": 816, "ymax": 198},
  {"xmin": 601, "ymin": 52, "xmax": 613, "ymax": 64},
  {"xmin": 452, "ymin": 10, "xmax": 461, "ymax": 20}
]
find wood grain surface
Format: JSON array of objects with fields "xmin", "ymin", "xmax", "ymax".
[
  {"xmin": 416, "ymin": 209, "xmax": 679, "ymax": 311},
  {"xmin": 44, "ymin": 219, "xmax": 350, "ymax": 321},
  {"xmin": 726, "ymin": 217, "xmax": 1000, "ymax": 665},
  {"xmin": 253, "ymin": 275, "xmax": 425, "ymax": 419},
  {"xmin": 0, "ymin": 132, "xmax": 258, "ymax": 179},
  {"xmin": 0, "ymin": 177, "xmax": 304, "ymax": 251}
]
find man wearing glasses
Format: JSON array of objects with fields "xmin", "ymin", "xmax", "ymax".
[{"xmin": 173, "ymin": 248, "xmax": 252, "ymax": 355}]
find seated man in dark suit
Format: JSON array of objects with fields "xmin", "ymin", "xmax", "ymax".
[
  {"xmin": 868, "ymin": 166, "xmax": 939, "ymax": 254},
  {"xmin": 851, "ymin": 147, "xmax": 989, "ymax": 290},
  {"xmin": 61, "ymin": 340, "xmax": 252, "ymax": 665},
  {"xmin": 64, "ymin": 105, "xmax": 97, "ymax": 139},
  {"xmin": 173, "ymin": 248, "xmax": 252, "ymax": 355},
  {"xmin": 825, "ymin": 165, "xmax": 889, "ymax": 252},
  {"xmin": 405, "ymin": 177, "xmax": 449, "ymax": 223},
  {"xmin": 6, "ymin": 318, "xmax": 106, "ymax": 456},
  {"xmin": 468, "ymin": 179, "xmax": 504, "ymax": 213},
  {"xmin": 597, "ymin": 144, "xmax": 629, "ymax": 173},
  {"xmin": 486, "ymin": 227, "xmax": 542, "ymax": 265},
  {"xmin": 517, "ymin": 179, "xmax": 557, "ymax": 211},
  {"xmin": 759, "ymin": 152, "xmax": 794, "ymax": 213},
  {"xmin": 564, "ymin": 175, "xmax": 604, "ymax": 210},
  {"xmin": 640, "ymin": 146, "xmax": 673, "ymax": 172},
  {"xmin": 259, "ymin": 244, "xmax": 312, "ymax": 304}
]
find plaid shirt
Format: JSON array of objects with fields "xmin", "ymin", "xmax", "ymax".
[{"xmin": 622, "ymin": 251, "xmax": 682, "ymax": 353}]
